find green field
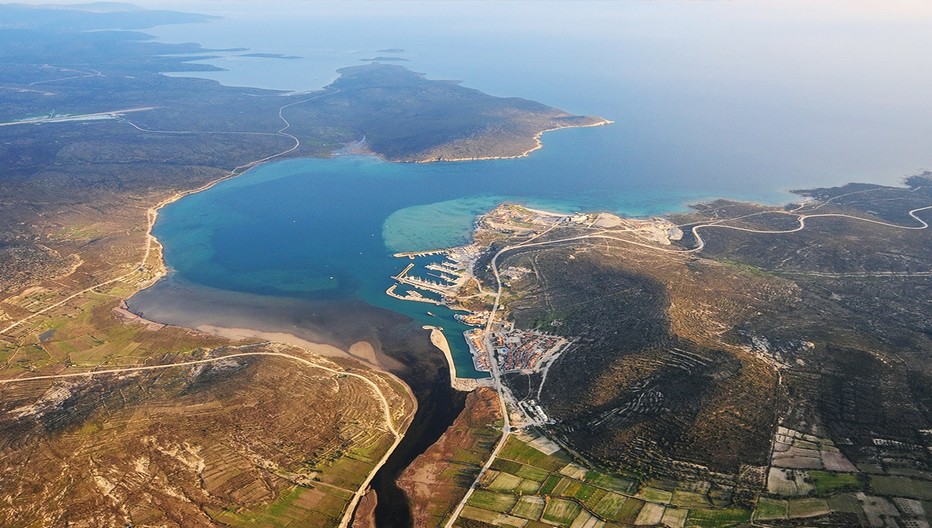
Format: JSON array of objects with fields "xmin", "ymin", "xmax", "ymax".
[
  {"xmin": 542, "ymin": 498, "xmax": 581, "ymax": 524},
  {"xmin": 615, "ymin": 497, "xmax": 646, "ymax": 524},
  {"xmin": 212, "ymin": 485, "xmax": 343, "ymax": 528},
  {"xmin": 686, "ymin": 507, "xmax": 752, "ymax": 527},
  {"xmin": 468, "ymin": 490, "xmax": 517, "ymax": 513},
  {"xmin": 637, "ymin": 486, "xmax": 673, "ymax": 503},
  {"xmin": 591, "ymin": 492, "xmax": 628, "ymax": 518},
  {"xmin": 753, "ymin": 497, "xmax": 788, "ymax": 521},
  {"xmin": 585, "ymin": 471, "xmax": 637, "ymax": 493},
  {"xmin": 516, "ymin": 463, "xmax": 551, "ymax": 482},
  {"xmin": 511, "ymin": 495, "xmax": 545, "ymax": 520},
  {"xmin": 869, "ymin": 475, "xmax": 932, "ymax": 499},
  {"xmin": 489, "ymin": 472, "xmax": 524, "ymax": 491},
  {"xmin": 808, "ymin": 470, "xmax": 864, "ymax": 495},
  {"xmin": 456, "ymin": 434, "xmax": 797, "ymax": 527},
  {"xmin": 499, "ymin": 437, "xmax": 570, "ymax": 471},
  {"xmin": 672, "ymin": 490, "xmax": 711, "ymax": 508}
]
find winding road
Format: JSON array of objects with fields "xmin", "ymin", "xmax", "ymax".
[
  {"xmin": 0, "ymin": 87, "xmax": 398, "ymax": 527},
  {"xmin": 686, "ymin": 204, "xmax": 932, "ymax": 252},
  {"xmin": 444, "ymin": 193, "xmax": 930, "ymax": 526},
  {"xmin": 0, "ymin": 89, "xmax": 337, "ymax": 338}
]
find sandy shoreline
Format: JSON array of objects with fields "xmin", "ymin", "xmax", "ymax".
[
  {"xmin": 423, "ymin": 325, "xmax": 486, "ymax": 392},
  {"xmin": 415, "ymin": 118, "xmax": 613, "ymax": 163}
]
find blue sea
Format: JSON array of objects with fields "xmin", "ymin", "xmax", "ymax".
[{"xmin": 131, "ymin": 0, "xmax": 932, "ymax": 377}]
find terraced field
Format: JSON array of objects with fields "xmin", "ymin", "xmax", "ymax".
[{"xmin": 454, "ymin": 434, "xmax": 753, "ymax": 528}]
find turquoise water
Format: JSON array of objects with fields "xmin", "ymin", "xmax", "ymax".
[{"xmin": 142, "ymin": 126, "xmax": 790, "ymax": 378}]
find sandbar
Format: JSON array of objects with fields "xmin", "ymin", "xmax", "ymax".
[{"xmin": 423, "ymin": 325, "xmax": 485, "ymax": 392}]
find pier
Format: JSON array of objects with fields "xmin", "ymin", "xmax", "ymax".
[
  {"xmin": 426, "ymin": 262, "xmax": 463, "ymax": 275},
  {"xmin": 385, "ymin": 284, "xmax": 441, "ymax": 305},
  {"xmin": 393, "ymin": 249, "xmax": 446, "ymax": 259},
  {"xmin": 398, "ymin": 275, "xmax": 457, "ymax": 296},
  {"xmin": 393, "ymin": 262, "xmax": 415, "ymax": 280}
]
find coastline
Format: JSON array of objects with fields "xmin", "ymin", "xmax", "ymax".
[
  {"xmin": 129, "ymin": 115, "xmax": 616, "ymax": 389},
  {"xmin": 413, "ymin": 118, "xmax": 613, "ymax": 163},
  {"xmin": 423, "ymin": 325, "xmax": 488, "ymax": 392}
]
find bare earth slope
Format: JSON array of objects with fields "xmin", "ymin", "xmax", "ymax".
[{"xmin": 447, "ymin": 176, "xmax": 931, "ymax": 525}]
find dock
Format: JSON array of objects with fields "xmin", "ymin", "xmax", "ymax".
[
  {"xmin": 426, "ymin": 262, "xmax": 462, "ymax": 275},
  {"xmin": 398, "ymin": 275, "xmax": 456, "ymax": 296},
  {"xmin": 393, "ymin": 262, "xmax": 415, "ymax": 280},
  {"xmin": 385, "ymin": 284, "xmax": 441, "ymax": 305},
  {"xmin": 393, "ymin": 249, "xmax": 446, "ymax": 259}
]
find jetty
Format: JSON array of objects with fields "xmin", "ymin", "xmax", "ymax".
[
  {"xmin": 393, "ymin": 262, "xmax": 415, "ymax": 280},
  {"xmin": 393, "ymin": 249, "xmax": 445, "ymax": 259},
  {"xmin": 385, "ymin": 284, "xmax": 441, "ymax": 305},
  {"xmin": 426, "ymin": 262, "xmax": 462, "ymax": 275},
  {"xmin": 398, "ymin": 275, "xmax": 456, "ymax": 296}
]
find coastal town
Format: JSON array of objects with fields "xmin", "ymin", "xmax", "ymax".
[
  {"xmin": 386, "ymin": 243, "xmax": 571, "ymax": 376},
  {"xmin": 386, "ymin": 205, "xmax": 572, "ymax": 376}
]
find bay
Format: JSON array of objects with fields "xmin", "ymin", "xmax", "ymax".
[
  {"xmin": 134, "ymin": 128, "xmax": 785, "ymax": 378},
  {"xmin": 130, "ymin": 0, "xmax": 932, "ymax": 376}
]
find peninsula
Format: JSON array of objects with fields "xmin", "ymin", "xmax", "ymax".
[{"xmin": 389, "ymin": 176, "xmax": 932, "ymax": 526}]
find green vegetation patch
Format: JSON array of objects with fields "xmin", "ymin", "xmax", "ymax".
[
  {"xmin": 573, "ymin": 483, "xmax": 598, "ymax": 501},
  {"xmin": 560, "ymin": 478, "xmax": 583, "ymax": 497},
  {"xmin": 636, "ymin": 486, "xmax": 673, "ymax": 504},
  {"xmin": 499, "ymin": 436, "xmax": 568, "ymax": 472},
  {"xmin": 489, "ymin": 472, "xmax": 524, "ymax": 492},
  {"xmin": 615, "ymin": 497, "xmax": 645, "ymax": 524},
  {"xmin": 541, "ymin": 498, "xmax": 581, "ymax": 525},
  {"xmin": 808, "ymin": 470, "xmax": 864, "ymax": 495},
  {"xmin": 468, "ymin": 490, "xmax": 518, "ymax": 513},
  {"xmin": 510, "ymin": 495, "xmax": 545, "ymax": 520},
  {"xmin": 826, "ymin": 493, "xmax": 867, "ymax": 523},
  {"xmin": 753, "ymin": 498, "xmax": 788, "ymax": 521},
  {"xmin": 550, "ymin": 477, "xmax": 571, "ymax": 496},
  {"xmin": 685, "ymin": 507, "xmax": 752, "ymax": 527},
  {"xmin": 515, "ymin": 464, "xmax": 551, "ymax": 482},
  {"xmin": 459, "ymin": 505, "xmax": 500, "ymax": 524},
  {"xmin": 212, "ymin": 485, "xmax": 341, "ymax": 528},
  {"xmin": 584, "ymin": 470, "xmax": 637, "ymax": 493},
  {"xmin": 318, "ymin": 454, "xmax": 376, "ymax": 490},
  {"xmin": 580, "ymin": 488, "xmax": 607, "ymax": 512},
  {"xmin": 671, "ymin": 490, "xmax": 711, "ymax": 508},
  {"xmin": 518, "ymin": 478, "xmax": 541, "ymax": 494},
  {"xmin": 869, "ymin": 475, "xmax": 932, "ymax": 499},
  {"xmin": 539, "ymin": 474, "xmax": 562, "ymax": 495},
  {"xmin": 491, "ymin": 458, "xmax": 523, "ymax": 475},
  {"xmin": 592, "ymin": 492, "xmax": 627, "ymax": 519}
]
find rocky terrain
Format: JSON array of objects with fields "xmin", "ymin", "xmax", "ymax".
[{"xmin": 453, "ymin": 176, "xmax": 932, "ymax": 525}]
